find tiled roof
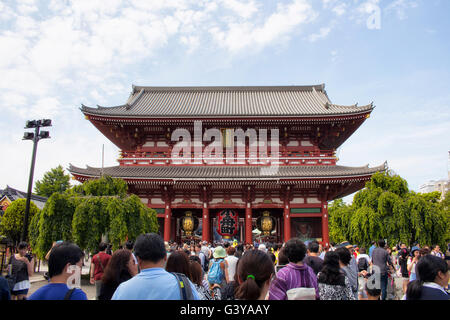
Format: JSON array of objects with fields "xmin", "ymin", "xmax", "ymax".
[
  {"xmin": 0, "ymin": 186, "xmax": 48, "ymax": 209},
  {"xmin": 68, "ymin": 163, "xmax": 386, "ymax": 181},
  {"xmin": 81, "ymin": 85, "xmax": 373, "ymax": 118}
]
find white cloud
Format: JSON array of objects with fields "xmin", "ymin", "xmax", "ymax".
[
  {"xmin": 332, "ymin": 3, "xmax": 347, "ymax": 16},
  {"xmin": 308, "ymin": 27, "xmax": 331, "ymax": 42},
  {"xmin": 211, "ymin": 0, "xmax": 317, "ymax": 53},
  {"xmin": 221, "ymin": 0, "xmax": 259, "ymax": 19},
  {"xmin": 385, "ymin": 0, "xmax": 419, "ymax": 20}
]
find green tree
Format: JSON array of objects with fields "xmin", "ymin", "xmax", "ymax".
[
  {"xmin": 0, "ymin": 199, "xmax": 39, "ymax": 244},
  {"xmin": 328, "ymin": 171, "xmax": 449, "ymax": 248},
  {"xmin": 31, "ymin": 176, "xmax": 158, "ymax": 253},
  {"xmin": 29, "ymin": 193, "xmax": 79, "ymax": 259},
  {"xmin": 34, "ymin": 165, "xmax": 71, "ymax": 197},
  {"xmin": 81, "ymin": 175, "xmax": 128, "ymax": 197},
  {"xmin": 328, "ymin": 199, "xmax": 352, "ymax": 244}
]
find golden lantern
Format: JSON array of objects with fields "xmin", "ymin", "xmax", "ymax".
[
  {"xmin": 256, "ymin": 211, "xmax": 276, "ymax": 236},
  {"xmin": 181, "ymin": 211, "xmax": 198, "ymax": 236}
]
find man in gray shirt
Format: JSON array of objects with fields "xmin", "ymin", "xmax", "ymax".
[{"xmin": 371, "ymin": 239, "xmax": 395, "ymax": 300}]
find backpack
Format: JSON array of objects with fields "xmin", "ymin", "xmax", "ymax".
[
  {"xmin": 358, "ymin": 257, "xmax": 368, "ymax": 271},
  {"xmin": 207, "ymin": 259, "xmax": 224, "ymax": 284},
  {"xmin": 171, "ymin": 272, "xmax": 195, "ymax": 300},
  {"xmin": 200, "ymin": 251, "xmax": 210, "ymax": 273}
]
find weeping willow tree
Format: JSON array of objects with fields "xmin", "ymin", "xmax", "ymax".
[
  {"xmin": 328, "ymin": 171, "xmax": 449, "ymax": 248},
  {"xmin": 29, "ymin": 176, "xmax": 158, "ymax": 258}
]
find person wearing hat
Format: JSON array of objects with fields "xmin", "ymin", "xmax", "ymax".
[
  {"xmin": 207, "ymin": 246, "xmax": 229, "ymax": 299},
  {"xmin": 408, "ymin": 247, "xmax": 421, "ymax": 282},
  {"xmin": 258, "ymin": 244, "xmax": 267, "ymax": 253}
]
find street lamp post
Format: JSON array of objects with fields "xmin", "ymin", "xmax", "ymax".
[{"xmin": 21, "ymin": 119, "xmax": 51, "ymax": 242}]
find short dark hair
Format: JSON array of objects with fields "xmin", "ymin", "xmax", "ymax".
[
  {"xmin": 134, "ymin": 233, "xmax": 166, "ymax": 263},
  {"xmin": 365, "ymin": 282, "xmax": 381, "ymax": 298},
  {"xmin": 99, "ymin": 242, "xmax": 108, "ymax": 252},
  {"xmin": 277, "ymin": 247, "xmax": 289, "ymax": 265},
  {"xmin": 125, "ymin": 240, "xmax": 134, "ymax": 250},
  {"xmin": 308, "ymin": 241, "xmax": 320, "ymax": 253},
  {"xmin": 48, "ymin": 242, "xmax": 84, "ymax": 278},
  {"xmin": 335, "ymin": 247, "xmax": 351, "ymax": 265},
  {"xmin": 378, "ymin": 239, "xmax": 385, "ymax": 248},
  {"xmin": 18, "ymin": 242, "xmax": 28, "ymax": 250},
  {"xmin": 284, "ymin": 238, "xmax": 307, "ymax": 263}
]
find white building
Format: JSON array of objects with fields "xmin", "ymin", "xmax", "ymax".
[
  {"xmin": 419, "ymin": 179, "xmax": 449, "ymax": 195},
  {"xmin": 419, "ymin": 152, "xmax": 450, "ymax": 199}
]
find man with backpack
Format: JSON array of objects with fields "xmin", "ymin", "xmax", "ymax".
[
  {"xmin": 356, "ymin": 247, "xmax": 371, "ymax": 272},
  {"xmin": 372, "ymin": 239, "xmax": 395, "ymax": 300},
  {"xmin": 112, "ymin": 233, "xmax": 199, "ymax": 300},
  {"xmin": 198, "ymin": 243, "xmax": 210, "ymax": 273}
]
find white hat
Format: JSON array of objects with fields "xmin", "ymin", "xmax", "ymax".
[{"xmin": 258, "ymin": 244, "xmax": 267, "ymax": 253}]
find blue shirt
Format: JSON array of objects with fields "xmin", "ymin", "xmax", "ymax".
[
  {"xmin": 111, "ymin": 267, "xmax": 200, "ymax": 300},
  {"xmin": 28, "ymin": 283, "xmax": 87, "ymax": 300},
  {"xmin": 369, "ymin": 245, "xmax": 376, "ymax": 258}
]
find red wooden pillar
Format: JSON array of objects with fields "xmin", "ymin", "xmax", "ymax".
[
  {"xmin": 245, "ymin": 203, "xmax": 252, "ymax": 244},
  {"xmin": 283, "ymin": 202, "xmax": 291, "ymax": 242},
  {"xmin": 164, "ymin": 203, "xmax": 171, "ymax": 242},
  {"xmin": 202, "ymin": 203, "xmax": 210, "ymax": 242},
  {"xmin": 321, "ymin": 202, "xmax": 330, "ymax": 248}
]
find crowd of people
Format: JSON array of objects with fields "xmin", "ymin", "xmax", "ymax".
[{"xmin": 0, "ymin": 234, "xmax": 449, "ymax": 300}]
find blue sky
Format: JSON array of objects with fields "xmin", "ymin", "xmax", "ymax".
[{"xmin": 1, "ymin": 0, "xmax": 449, "ymax": 202}]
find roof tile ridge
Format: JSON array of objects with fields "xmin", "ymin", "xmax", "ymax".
[
  {"xmin": 312, "ymin": 86, "xmax": 330, "ymax": 108},
  {"xmin": 126, "ymin": 88, "xmax": 144, "ymax": 110},
  {"xmin": 131, "ymin": 84, "xmax": 326, "ymax": 92}
]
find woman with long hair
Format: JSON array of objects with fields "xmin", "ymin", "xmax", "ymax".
[
  {"xmin": 99, "ymin": 249, "xmax": 137, "ymax": 300},
  {"xmin": 317, "ymin": 251, "xmax": 355, "ymax": 300},
  {"xmin": 188, "ymin": 260, "xmax": 217, "ymax": 300},
  {"xmin": 406, "ymin": 254, "xmax": 449, "ymax": 300},
  {"xmin": 235, "ymin": 249, "xmax": 274, "ymax": 300},
  {"xmin": 165, "ymin": 250, "xmax": 191, "ymax": 279}
]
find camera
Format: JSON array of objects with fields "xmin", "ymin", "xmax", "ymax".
[{"xmin": 25, "ymin": 253, "xmax": 33, "ymax": 262}]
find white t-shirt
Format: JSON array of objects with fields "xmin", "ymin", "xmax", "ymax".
[
  {"xmin": 407, "ymin": 258, "xmax": 417, "ymax": 281},
  {"xmin": 356, "ymin": 254, "xmax": 371, "ymax": 265},
  {"xmin": 225, "ymin": 255, "xmax": 239, "ymax": 282}
]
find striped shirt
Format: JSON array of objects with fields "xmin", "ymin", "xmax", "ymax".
[{"xmin": 268, "ymin": 262, "xmax": 319, "ymax": 300}]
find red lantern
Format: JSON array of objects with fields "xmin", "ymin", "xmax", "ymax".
[{"xmin": 217, "ymin": 209, "xmax": 238, "ymax": 239}]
